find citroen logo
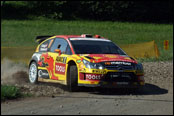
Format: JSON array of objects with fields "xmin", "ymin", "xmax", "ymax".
[
  {"xmin": 116, "ymin": 64, "xmax": 124, "ymax": 71},
  {"xmin": 117, "ymin": 67, "xmax": 123, "ymax": 70}
]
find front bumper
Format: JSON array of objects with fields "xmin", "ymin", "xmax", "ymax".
[
  {"xmin": 78, "ymin": 69, "xmax": 144, "ymax": 88},
  {"xmin": 78, "ymin": 81, "xmax": 145, "ymax": 88}
]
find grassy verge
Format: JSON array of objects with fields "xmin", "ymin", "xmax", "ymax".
[
  {"xmin": 1, "ymin": 85, "xmax": 32, "ymax": 101},
  {"xmin": 1, "ymin": 19, "xmax": 173, "ymax": 61},
  {"xmin": 1, "ymin": 85, "xmax": 21, "ymax": 101}
]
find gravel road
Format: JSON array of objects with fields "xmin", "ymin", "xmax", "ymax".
[{"xmin": 1, "ymin": 61, "xmax": 173, "ymax": 115}]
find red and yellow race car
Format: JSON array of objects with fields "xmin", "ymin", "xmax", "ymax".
[{"xmin": 28, "ymin": 34, "xmax": 144, "ymax": 91}]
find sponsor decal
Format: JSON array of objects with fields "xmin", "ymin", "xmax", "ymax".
[
  {"xmin": 38, "ymin": 56, "xmax": 49, "ymax": 67},
  {"xmin": 79, "ymin": 54, "xmax": 89, "ymax": 56},
  {"xmin": 92, "ymin": 69, "xmax": 106, "ymax": 74},
  {"xmin": 79, "ymin": 64, "xmax": 84, "ymax": 69},
  {"xmin": 56, "ymin": 56, "xmax": 67, "ymax": 63},
  {"xmin": 93, "ymin": 57, "xmax": 102, "ymax": 60},
  {"xmin": 41, "ymin": 44, "xmax": 48, "ymax": 48},
  {"xmin": 55, "ymin": 63, "xmax": 66, "ymax": 75},
  {"xmin": 38, "ymin": 70, "xmax": 49, "ymax": 78},
  {"xmin": 105, "ymin": 55, "xmax": 117, "ymax": 58},
  {"xmin": 105, "ymin": 62, "xmax": 111, "ymax": 65},
  {"xmin": 38, "ymin": 53, "xmax": 58, "ymax": 80},
  {"xmin": 86, "ymin": 74, "xmax": 103, "ymax": 80},
  {"xmin": 63, "ymin": 57, "xmax": 67, "ymax": 63},
  {"xmin": 79, "ymin": 68, "xmax": 86, "ymax": 72},
  {"xmin": 76, "ymin": 59, "xmax": 81, "ymax": 63},
  {"xmin": 40, "ymin": 43, "xmax": 48, "ymax": 51},
  {"xmin": 111, "ymin": 62, "xmax": 131, "ymax": 65}
]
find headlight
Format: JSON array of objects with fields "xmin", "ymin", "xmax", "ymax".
[
  {"xmin": 135, "ymin": 63, "xmax": 143, "ymax": 70},
  {"xmin": 83, "ymin": 59, "xmax": 104, "ymax": 69}
]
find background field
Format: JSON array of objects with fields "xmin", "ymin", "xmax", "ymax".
[{"xmin": 1, "ymin": 19, "xmax": 173, "ymax": 61}]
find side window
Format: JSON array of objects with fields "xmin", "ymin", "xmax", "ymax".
[
  {"xmin": 50, "ymin": 38, "xmax": 69, "ymax": 54},
  {"xmin": 65, "ymin": 45, "xmax": 72, "ymax": 55},
  {"xmin": 39, "ymin": 39, "xmax": 51, "ymax": 52}
]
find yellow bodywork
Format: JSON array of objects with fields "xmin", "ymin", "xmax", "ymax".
[
  {"xmin": 35, "ymin": 37, "xmax": 144, "ymax": 87},
  {"xmin": 37, "ymin": 52, "xmax": 144, "ymax": 86}
]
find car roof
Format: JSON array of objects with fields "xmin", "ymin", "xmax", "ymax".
[
  {"xmin": 55, "ymin": 34, "xmax": 108, "ymax": 40},
  {"xmin": 55, "ymin": 35, "xmax": 81, "ymax": 39},
  {"xmin": 37, "ymin": 34, "xmax": 109, "ymax": 45}
]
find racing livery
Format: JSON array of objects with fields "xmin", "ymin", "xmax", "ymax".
[{"xmin": 29, "ymin": 34, "xmax": 145, "ymax": 91}]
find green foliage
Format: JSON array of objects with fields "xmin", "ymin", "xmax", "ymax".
[
  {"xmin": 1, "ymin": 1, "xmax": 172, "ymax": 23},
  {"xmin": 1, "ymin": 20, "xmax": 173, "ymax": 61},
  {"xmin": 1, "ymin": 85, "xmax": 22, "ymax": 101}
]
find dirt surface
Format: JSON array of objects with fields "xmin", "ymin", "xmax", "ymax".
[{"xmin": 1, "ymin": 60, "xmax": 173, "ymax": 115}]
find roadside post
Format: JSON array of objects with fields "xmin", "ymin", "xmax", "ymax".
[{"xmin": 164, "ymin": 40, "xmax": 169, "ymax": 50}]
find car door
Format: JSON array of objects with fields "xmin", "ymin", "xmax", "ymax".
[
  {"xmin": 37, "ymin": 38, "xmax": 54, "ymax": 78},
  {"xmin": 48, "ymin": 38, "xmax": 72, "ymax": 81}
]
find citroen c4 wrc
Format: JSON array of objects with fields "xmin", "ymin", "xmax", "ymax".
[{"xmin": 28, "ymin": 34, "xmax": 145, "ymax": 91}]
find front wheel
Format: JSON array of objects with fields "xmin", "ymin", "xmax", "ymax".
[
  {"xmin": 67, "ymin": 65, "xmax": 78, "ymax": 92},
  {"xmin": 29, "ymin": 62, "xmax": 38, "ymax": 84}
]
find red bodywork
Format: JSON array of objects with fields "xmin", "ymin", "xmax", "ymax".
[
  {"xmin": 38, "ymin": 53, "xmax": 58, "ymax": 80},
  {"xmin": 86, "ymin": 54, "xmax": 137, "ymax": 64}
]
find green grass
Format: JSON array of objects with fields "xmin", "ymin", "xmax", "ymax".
[
  {"xmin": 1, "ymin": 85, "xmax": 32, "ymax": 101},
  {"xmin": 1, "ymin": 19, "xmax": 173, "ymax": 61},
  {"xmin": 1, "ymin": 85, "xmax": 22, "ymax": 101}
]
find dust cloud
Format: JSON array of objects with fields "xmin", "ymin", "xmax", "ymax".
[
  {"xmin": 1, "ymin": 58, "xmax": 65, "ymax": 96},
  {"xmin": 1, "ymin": 58, "xmax": 29, "ymax": 85}
]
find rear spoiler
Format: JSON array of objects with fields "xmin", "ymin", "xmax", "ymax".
[{"xmin": 35, "ymin": 35, "xmax": 54, "ymax": 44}]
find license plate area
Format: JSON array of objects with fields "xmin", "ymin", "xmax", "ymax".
[
  {"xmin": 116, "ymin": 82, "xmax": 129, "ymax": 85},
  {"xmin": 110, "ymin": 73, "xmax": 131, "ymax": 78},
  {"xmin": 104, "ymin": 72, "xmax": 136, "ymax": 82}
]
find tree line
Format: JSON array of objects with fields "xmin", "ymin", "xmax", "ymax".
[{"xmin": 1, "ymin": 1, "xmax": 173, "ymax": 23}]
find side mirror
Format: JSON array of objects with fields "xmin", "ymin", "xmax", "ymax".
[{"xmin": 54, "ymin": 49, "xmax": 61, "ymax": 55}]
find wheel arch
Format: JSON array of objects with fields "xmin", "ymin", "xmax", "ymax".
[
  {"xmin": 28, "ymin": 53, "xmax": 41, "ymax": 68},
  {"xmin": 29, "ymin": 59, "xmax": 38, "ymax": 69},
  {"xmin": 68, "ymin": 60, "xmax": 77, "ymax": 66},
  {"xmin": 67, "ymin": 60, "xmax": 77, "ymax": 74}
]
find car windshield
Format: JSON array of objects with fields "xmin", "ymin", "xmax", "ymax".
[{"xmin": 70, "ymin": 39, "xmax": 126, "ymax": 55}]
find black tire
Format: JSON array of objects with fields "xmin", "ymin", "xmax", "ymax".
[
  {"xmin": 67, "ymin": 65, "xmax": 78, "ymax": 92},
  {"xmin": 29, "ymin": 61, "xmax": 38, "ymax": 84}
]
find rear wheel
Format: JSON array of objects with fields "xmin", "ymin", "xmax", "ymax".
[
  {"xmin": 67, "ymin": 65, "xmax": 78, "ymax": 92},
  {"xmin": 29, "ymin": 62, "xmax": 38, "ymax": 84}
]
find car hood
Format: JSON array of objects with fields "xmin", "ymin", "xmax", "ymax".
[{"xmin": 78, "ymin": 54, "xmax": 137, "ymax": 64}]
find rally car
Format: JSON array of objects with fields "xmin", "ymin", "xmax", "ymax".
[{"xmin": 28, "ymin": 34, "xmax": 145, "ymax": 91}]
